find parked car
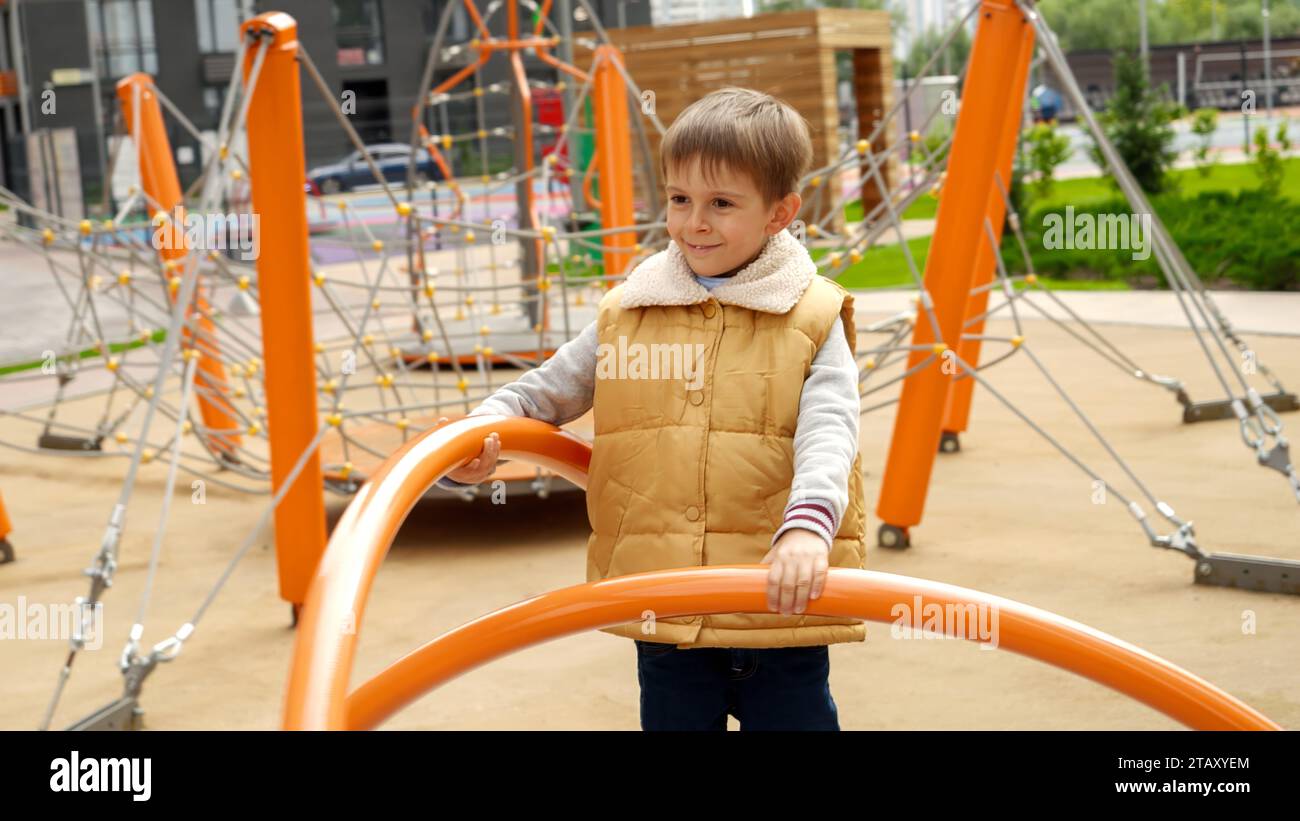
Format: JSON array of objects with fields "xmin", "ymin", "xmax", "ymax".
[{"xmin": 307, "ymin": 143, "xmax": 442, "ymax": 195}]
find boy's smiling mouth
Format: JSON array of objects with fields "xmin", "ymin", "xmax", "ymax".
[{"xmin": 684, "ymin": 241, "xmax": 719, "ymax": 254}]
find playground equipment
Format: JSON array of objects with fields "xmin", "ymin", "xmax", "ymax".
[
  {"xmin": 284, "ymin": 414, "xmax": 1280, "ymax": 731},
  {"xmin": 787, "ymin": 1, "xmax": 1299, "ymax": 591},
  {"xmin": 0, "ymin": 489, "xmax": 13, "ymax": 564},
  {"xmin": 0, "ymin": 0, "xmax": 1294, "ymax": 730},
  {"xmin": 5, "ymin": 0, "xmax": 671, "ymax": 730}
]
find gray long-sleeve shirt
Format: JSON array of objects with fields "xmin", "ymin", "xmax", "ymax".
[{"xmin": 437, "ymin": 282, "xmax": 861, "ymax": 550}]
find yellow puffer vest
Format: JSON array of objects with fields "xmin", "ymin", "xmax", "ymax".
[{"xmin": 586, "ymin": 230, "xmax": 867, "ymax": 649}]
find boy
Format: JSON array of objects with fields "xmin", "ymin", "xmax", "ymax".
[{"xmin": 436, "ymin": 87, "xmax": 867, "ymax": 730}]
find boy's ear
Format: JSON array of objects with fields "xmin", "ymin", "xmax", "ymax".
[{"xmin": 767, "ymin": 191, "xmax": 803, "ymax": 234}]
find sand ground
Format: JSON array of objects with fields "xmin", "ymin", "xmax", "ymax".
[{"xmin": 0, "ymin": 308, "xmax": 1297, "ymax": 730}]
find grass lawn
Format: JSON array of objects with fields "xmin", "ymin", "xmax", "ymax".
[
  {"xmin": 0, "ymin": 330, "xmax": 168, "ymax": 376},
  {"xmin": 813, "ymin": 239, "xmax": 1130, "ymax": 292},
  {"xmin": 535, "ymin": 158, "xmax": 1300, "ymax": 292},
  {"xmin": 1026, "ymin": 157, "xmax": 1300, "ymax": 211},
  {"xmin": 831, "ymin": 157, "xmax": 1300, "ymax": 291},
  {"xmin": 844, "ymin": 158, "xmax": 1300, "ymax": 223},
  {"xmin": 843, "ymin": 195, "xmax": 938, "ymax": 223}
]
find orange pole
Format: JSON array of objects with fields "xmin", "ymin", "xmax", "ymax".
[
  {"xmin": 942, "ymin": 19, "xmax": 1035, "ymax": 437},
  {"xmin": 281, "ymin": 416, "xmax": 1281, "ymax": 732},
  {"xmin": 0, "ymin": 488, "xmax": 11, "ymax": 540},
  {"xmin": 506, "ymin": 26, "xmax": 549, "ymax": 332},
  {"xmin": 241, "ymin": 13, "xmax": 327, "ymax": 608},
  {"xmin": 0, "ymin": 488, "xmax": 11, "ymax": 563},
  {"xmin": 461, "ymin": 0, "xmax": 491, "ymax": 41},
  {"xmin": 115, "ymin": 73, "xmax": 241, "ymax": 460},
  {"xmin": 876, "ymin": 1, "xmax": 1030, "ymax": 541},
  {"xmin": 591, "ymin": 45, "xmax": 636, "ymax": 281},
  {"xmin": 534, "ymin": 49, "xmax": 591, "ymax": 85}
]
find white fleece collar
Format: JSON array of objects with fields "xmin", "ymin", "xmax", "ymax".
[{"xmin": 619, "ymin": 228, "xmax": 816, "ymax": 314}]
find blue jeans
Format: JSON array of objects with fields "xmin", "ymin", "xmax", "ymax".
[{"xmin": 634, "ymin": 640, "xmax": 840, "ymax": 731}]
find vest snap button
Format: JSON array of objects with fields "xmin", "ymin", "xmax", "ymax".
[
  {"xmin": 685, "ymin": 505, "xmax": 700, "ymax": 521},
  {"xmin": 688, "ymin": 390, "xmax": 704, "ymax": 405},
  {"xmin": 702, "ymin": 302, "xmax": 716, "ymax": 318}
]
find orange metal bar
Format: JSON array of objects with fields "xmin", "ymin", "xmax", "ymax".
[
  {"xmin": 474, "ymin": 38, "xmax": 557, "ymax": 51},
  {"xmin": 533, "ymin": 0, "xmax": 554, "ymax": 36},
  {"xmin": 461, "ymin": 0, "xmax": 491, "ymax": 41},
  {"xmin": 0, "ymin": 488, "xmax": 11, "ymax": 541},
  {"xmin": 240, "ymin": 13, "xmax": 327, "ymax": 607},
  {"xmin": 430, "ymin": 50, "xmax": 491, "ymax": 97},
  {"xmin": 591, "ymin": 46, "xmax": 636, "ymax": 279},
  {"xmin": 416, "ymin": 124, "xmax": 456, "ymax": 186},
  {"xmin": 508, "ymin": 47, "xmax": 550, "ymax": 331},
  {"xmin": 877, "ymin": 0, "xmax": 1030, "ymax": 537},
  {"xmin": 345, "ymin": 568, "xmax": 1281, "ymax": 732},
  {"xmin": 942, "ymin": 18, "xmax": 1036, "ymax": 436},
  {"xmin": 533, "ymin": 48, "xmax": 591, "ymax": 84},
  {"xmin": 282, "ymin": 416, "xmax": 1281, "ymax": 731},
  {"xmin": 115, "ymin": 73, "xmax": 241, "ymax": 459}
]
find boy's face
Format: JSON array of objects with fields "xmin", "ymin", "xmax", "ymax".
[{"xmin": 665, "ymin": 157, "xmax": 801, "ymax": 278}]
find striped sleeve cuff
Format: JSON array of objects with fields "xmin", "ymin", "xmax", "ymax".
[
  {"xmin": 772, "ymin": 499, "xmax": 838, "ymax": 551},
  {"xmin": 435, "ymin": 475, "xmax": 476, "ymax": 491}
]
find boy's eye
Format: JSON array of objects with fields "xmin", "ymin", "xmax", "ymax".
[{"xmin": 667, "ymin": 195, "xmax": 732, "ymax": 208}]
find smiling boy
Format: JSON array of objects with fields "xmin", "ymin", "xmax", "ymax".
[{"xmin": 437, "ymin": 87, "xmax": 866, "ymax": 730}]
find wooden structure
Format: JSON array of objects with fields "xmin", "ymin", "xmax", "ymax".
[{"xmin": 610, "ymin": 9, "xmax": 895, "ymax": 221}]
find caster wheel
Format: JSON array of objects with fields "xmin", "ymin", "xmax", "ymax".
[
  {"xmin": 878, "ymin": 524, "xmax": 910, "ymax": 550},
  {"xmin": 939, "ymin": 431, "xmax": 961, "ymax": 453},
  {"xmin": 0, "ymin": 539, "xmax": 13, "ymax": 564},
  {"xmin": 290, "ymin": 603, "xmax": 301, "ymax": 629}
]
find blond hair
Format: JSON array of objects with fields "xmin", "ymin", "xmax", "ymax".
[{"xmin": 660, "ymin": 87, "xmax": 813, "ymax": 206}]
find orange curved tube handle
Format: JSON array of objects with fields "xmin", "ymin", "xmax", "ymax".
[
  {"xmin": 341, "ymin": 566, "xmax": 1282, "ymax": 732},
  {"xmin": 283, "ymin": 416, "xmax": 1280, "ymax": 732}
]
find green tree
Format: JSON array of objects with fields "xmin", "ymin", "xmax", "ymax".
[
  {"xmin": 1190, "ymin": 107, "xmax": 1219, "ymax": 176},
  {"xmin": 1252, "ymin": 119, "xmax": 1291, "ymax": 196},
  {"xmin": 1034, "ymin": 0, "xmax": 1158, "ymax": 52},
  {"xmin": 757, "ymin": 0, "xmax": 893, "ymax": 13},
  {"xmin": 1221, "ymin": 1, "xmax": 1300, "ymax": 39},
  {"xmin": 1035, "ymin": 0, "xmax": 1300, "ymax": 51},
  {"xmin": 1091, "ymin": 51, "xmax": 1179, "ymax": 194},
  {"xmin": 901, "ymin": 23, "xmax": 971, "ymax": 79},
  {"xmin": 1026, "ymin": 120, "xmax": 1072, "ymax": 199}
]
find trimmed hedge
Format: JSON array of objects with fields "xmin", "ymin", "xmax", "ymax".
[{"xmin": 1003, "ymin": 190, "xmax": 1300, "ymax": 290}]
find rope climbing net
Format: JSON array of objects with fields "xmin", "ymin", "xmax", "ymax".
[{"xmin": 0, "ymin": 0, "xmax": 1292, "ymax": 730}]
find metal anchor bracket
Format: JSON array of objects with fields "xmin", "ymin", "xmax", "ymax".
[
  {"xmin": 530, "ymin": 473, "xmax": 553, "ymax": 499},
  {"xmin": 69, "ymin": 623, "xmax": 196, "ymax": 731},
  {"xmin": 1255, "ymin": 439, "xmax": 1300, "ymax": 502},
  {"xmin": 1127, "ymin": 501, "xmax": 1203, "ymax": 560},
  {"xmin": 83, "ymin": 504, "xmax": 126, "ymax": 602},
  {"xmin": 1136, "ymin": 371, "xmax": 1184, "ymax": 399}
]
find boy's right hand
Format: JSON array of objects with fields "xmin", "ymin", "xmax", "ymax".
[{"xmin": 438, "ymin": 416, "xmax": 501, "ymax": 484}]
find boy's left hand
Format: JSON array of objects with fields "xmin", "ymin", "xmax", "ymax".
[{"xmin": 760, "ymin": 529, "xmax": 829, "ymax": 616}]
